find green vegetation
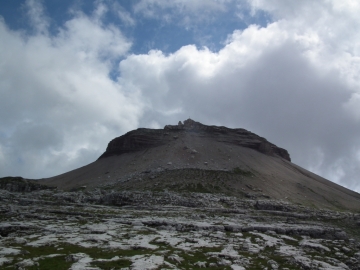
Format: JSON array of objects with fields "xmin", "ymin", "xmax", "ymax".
[
  {"xmin": 175, "ymin": 248, "xmax": 229, "ymax": 269},
  {"xmin": 7, "ymin": 243, "xmax": 148, "ymax": 270},
  {"xmin": 231, "ymin": 167, "xmax": 254, "ymax": 177},
  {"xmin": 27, "ymin": 256, "xmax": 72, "ymax": 270},
  {"xmin": 175, "ymin": 182, "xmax": 223, "ymax": 193},
  {"xmin": 237, "ymin": 233, "xmax": 302, "ymax": 270},
  {"xmin": 2, "ymin": 222, "xmax": 355, "ymax": 270},
  {"xmin": 148, "ymin": 238, "xmax": 227, "ymax": 270},
  {"xmin": 69, "ymin": 186, "xmax": 87, "ymax": 192},
  {"xmin": 91, "ymin": 259, "xmax": 132, "ymax": 269},
  {"xmin": 111, "ymin": 167, "xmax": 258, "ymax": 197}
]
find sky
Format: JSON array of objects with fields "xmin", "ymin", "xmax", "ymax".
[{"xmin": 0, "ymin": 0, "xmax": 360, "ymax": 192}]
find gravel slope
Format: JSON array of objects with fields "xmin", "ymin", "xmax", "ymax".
[{"xmin": 39, "ymin": 130, "xmax": 360, "ymax": 211}]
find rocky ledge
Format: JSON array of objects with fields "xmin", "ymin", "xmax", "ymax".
[{"xmin": 98, "ymin": 119, "xmax": 290, "ymax": 161}]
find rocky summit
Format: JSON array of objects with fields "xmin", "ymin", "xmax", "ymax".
[
  {"xmin": 1, "ymin": 119, "xmax": 360, "ymax": 269},
  {"xmin": 99, "ymin": 119, "xmax": 291, "ymax": 161}
]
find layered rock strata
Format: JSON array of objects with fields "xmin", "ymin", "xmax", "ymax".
[{"xmin": 99, "ymin": 119, "xmax": 291, "ymax": 161}]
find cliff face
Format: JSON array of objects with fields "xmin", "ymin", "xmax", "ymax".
[{"xmin": 99, "ymin": 119, "xmax": 291, "ymax": 161}]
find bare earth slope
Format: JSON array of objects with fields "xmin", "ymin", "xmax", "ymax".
[{"xmin": 39, "ymin": 119, "xmax": 360, "ymax": 211}]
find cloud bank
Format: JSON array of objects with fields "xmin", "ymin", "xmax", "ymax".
[
  {"xmin": 0, "ymin": 0, "xmax": 360, "ymax": 192},
  {"xmin": 0, "ymin": 1, "xmax": 141, "ymax": 178}
]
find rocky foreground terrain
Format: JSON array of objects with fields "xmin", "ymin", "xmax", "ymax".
[
  {"xmin": 1, "ymin": 119, "xmax": 360, "ymax": 269},
  {"xmin": 1, "ymin": 183, "xmax": 360, "ymax": 270}
]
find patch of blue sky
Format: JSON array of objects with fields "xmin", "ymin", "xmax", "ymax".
[
  {"xmin": 127, "ymin": 11, "xmax": 271, "ymax": 54},
  {"xmin": 1, "ymin": 0, "xmax": 273, "ymax": 54},
  {"xmin": 0, "ymin": 0, "xmax": 29, "ymax": 31}
]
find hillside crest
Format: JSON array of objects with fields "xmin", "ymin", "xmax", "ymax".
[{"xmin": 99, "ymin": 119, "xmax": 291, "ymax": 161}]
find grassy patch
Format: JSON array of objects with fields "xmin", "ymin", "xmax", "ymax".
[
  {"xmin": 323, "ymin": 218, "xmax": 360, "ymax": 241},
  {"xmin": 169, "ymin": 183, "xmax": 212, "ymax": 193},
  {"xmin": 237, "ymin": 247, "xmax": 301, "ymax": 270},
  {"xmin": 282, "ymin": 237, "xmax": 301, "ymax": 247},
  {"xmin": 69, "ymin": 186, "xmax": 87, "ymax": 192},
  {"xmin": 147, "ymin": 238, "xmax": 227, "ymax": 269},
  {"xmin": 28, "ymin": 255, "xmax": 72, "ymax": 270},
  {"xmin": 231, "ymin": 167, "xmax": 254, "ymax": 177},
  {"xmin": 167, "ymin": 247, "xmax": 228, "ymax": 269},
  {"xmin": 8, "ymin": 243, "xmax": 151, "ymax": 269},
  {"xmin": 91, "ymin": 259, "xmax": 132, "ymax": 269}
]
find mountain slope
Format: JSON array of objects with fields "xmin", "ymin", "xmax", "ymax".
[{"xmin": 39, "ymin": 119, "xmax": 360, "ymax": 211}]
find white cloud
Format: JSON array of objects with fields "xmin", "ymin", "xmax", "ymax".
[
  {"xmin": 1, "ymin": 0, "xmax": 360, "ymax": 193},
  {"xmin": 113, "ymin": 3, "xmax": 136, "ymax": 26},
  {"xmin": 24, "ymin": 0, "xmax": 49, "ymax": 34},
  {"xmin": 247, "ymin": 0, "xmax": 360, "ymax": 84},
  {"xmin": 0, "ymin": 2, "xmax": 143, "ymax": 178},
  {"xmin": 56, "ymin": 15, "xmax": 130, "ymax": 60},
  {"xmin": 118, "ymin": 4, "xmax": 360, "ymax": 192}
]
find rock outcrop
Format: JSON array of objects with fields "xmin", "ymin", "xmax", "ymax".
[
  {"xmin": 0, "ymin": 177, "xmax": 55, "ymax": 192},
  {"xmin": 99, "ymin": 119, "xmax": 291, "ymax": 161}
]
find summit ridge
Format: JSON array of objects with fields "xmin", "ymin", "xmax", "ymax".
[{"xmin": 99, "ymin": 119, "xmax": 291, "ymax": 161}]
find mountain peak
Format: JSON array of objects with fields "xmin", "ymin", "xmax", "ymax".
[
  {"xmin": 99, "ymin": 119, "xmax": 291, "ymax": 161},
  {"xmin": 38, "ymin": 119, "xmax": 360, "ymax": 212}
]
